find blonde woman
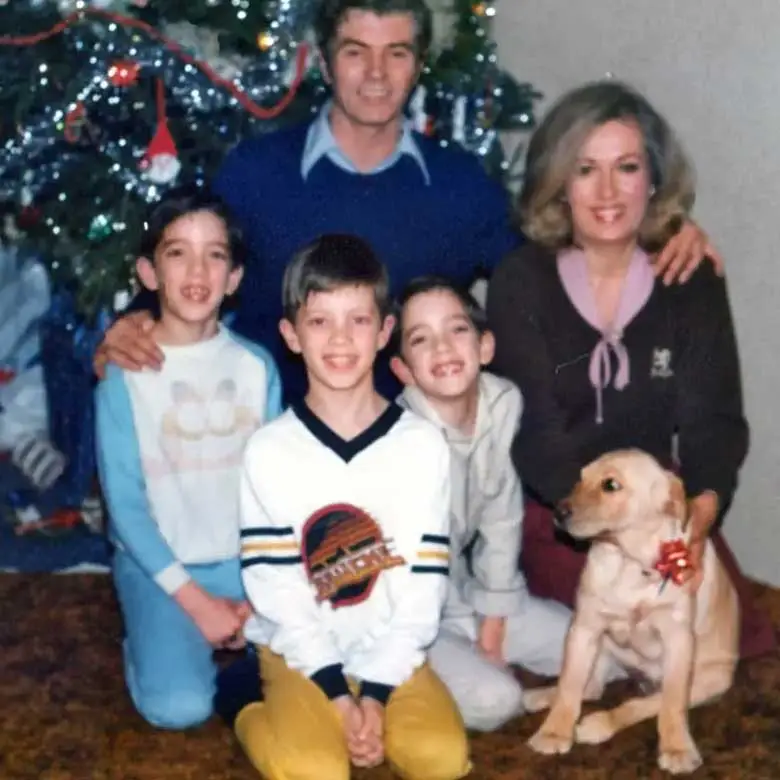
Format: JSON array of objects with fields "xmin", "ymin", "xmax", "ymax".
[{"xmin": 487, "ymin": 80, "xmax": 774, "ymax": 660}]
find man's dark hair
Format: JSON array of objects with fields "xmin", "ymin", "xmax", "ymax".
[
  {"xmin": 392, "ymin": 274, "xmax": 488, "ymax": 354},
  {"xmin": 282, "ymin": 233, "xmax": 391, "ymax": 321},
  {"xmin": 315, "ymin": 0, "xmax": 433, "ymax": 67},
  {"xmin": 138, "ymin": 183, "xmax": 248, "ymax": 268}
]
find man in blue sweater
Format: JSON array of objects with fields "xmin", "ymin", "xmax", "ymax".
[{"xmin": 94, "ymin": 0, "xmax": 717, "ymax": 400}]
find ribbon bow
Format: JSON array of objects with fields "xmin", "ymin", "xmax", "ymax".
[{"xmin": 654, "ymin": 539, "xmax": 694, "ymax": 590}]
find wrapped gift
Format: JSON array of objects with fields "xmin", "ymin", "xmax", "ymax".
[
  {"xmin": 0, "ymin": 247, "xmax": 51, "ymax": 454},
  {"xmin": 39, "ymin": 292, "xmax": 109, "ymax": 507}
]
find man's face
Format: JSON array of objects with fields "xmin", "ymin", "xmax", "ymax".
[{"xmin": 324, "ymin": 10, "xmax": 420, "ymax": 129}]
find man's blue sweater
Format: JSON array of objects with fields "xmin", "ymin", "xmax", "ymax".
[{"xmin": 214, "ymin": 122, "xmax": 521, "ymax": 399}]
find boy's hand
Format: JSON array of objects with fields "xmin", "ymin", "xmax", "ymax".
[
  {"xmin": 222, "ymin": 600, "xmax": 253, "ymax": 650},
  {"xmin": 651, "ymin": 220, "xmax": 725, "ymax": 286},
  {"xmin": 352, "ymin": 698, "xmax": 385, "ymax": 768},
  {"xmin": 478, "ymin": 615, "xmax": 507, "ymax": 665},
  {"xmin": 174, "ymin": 581, "xmax": 244, "ymax": 647},
  {"xmin": 332, "ymin": 695, "xmax": 365, "ymax": 759},
  {"xmin": 93, "ymin": 311, "xmax": 163, "ymax": 378}
]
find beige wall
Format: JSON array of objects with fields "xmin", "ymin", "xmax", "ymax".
[{"xmin": 492, "ymin": 0, "xmax": 780, "ymax": 585}]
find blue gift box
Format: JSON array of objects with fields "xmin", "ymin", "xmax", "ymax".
[{"xmin": 39, "ymin": 293, "xmax": 109, "ymax": 507}]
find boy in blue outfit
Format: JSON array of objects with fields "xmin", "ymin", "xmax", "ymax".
[{"xmin": 95, "ymin": 186, "xmax": 282, "ymax": 729}]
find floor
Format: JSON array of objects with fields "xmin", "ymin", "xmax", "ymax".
[{"xmin": 1, "ymin": 573, "xmax": 779, "ymax": 780}]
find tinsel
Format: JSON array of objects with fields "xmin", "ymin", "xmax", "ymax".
[{"xmin": 0, "ymin": 0, "xmax": 541, "ymax": 319}]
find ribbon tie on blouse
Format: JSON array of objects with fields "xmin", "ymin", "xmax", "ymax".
[
  {"xmin": 589, "ymin": 329, "xmax": 630, "ymax": 424},
  {"xmin": 557, "ymin": 247, "xmax": 655, "ymax": 424}
]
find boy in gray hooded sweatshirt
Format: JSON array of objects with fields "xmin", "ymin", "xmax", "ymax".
[{"xmin": 391, "ymin": 276, "xmax": 573, "ymax": 732}]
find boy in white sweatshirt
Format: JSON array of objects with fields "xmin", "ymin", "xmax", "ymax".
[
  {"xmin": 391, "ymin": 275, "xmax": 573, "ymax": 732},
  {"xmin": 234, "ymin": 237, "xmax": 470, "ymax": 780}
]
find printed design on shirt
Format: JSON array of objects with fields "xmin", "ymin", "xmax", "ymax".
[
  {"xmin": 240, "ymin": 526, "xmax": 302, "ymax": 568},
  {"xmin": 146, "ymin": 378, "xmax": 260, "ymax": 476},
  {"xmin": 411, "ymin": 533, "xmax": 450, "ymax": 576},
  {"xmin": 300, "ymin": 503, "xmax": 406, "ymax": 608},
  {"xmin": 650, "ymin": 347, "xmax": 674, "ymax": 379}
]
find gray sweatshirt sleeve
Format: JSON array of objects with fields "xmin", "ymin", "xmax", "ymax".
[{"xmin": 463, "ymin": 383, "xmax": 529, "ymax": 617}]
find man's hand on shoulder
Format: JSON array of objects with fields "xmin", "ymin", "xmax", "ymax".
[
  {"xmin": 93, "ymin": 311, "xmax": 163, "ymax": 378},
  {"xmin": 651, "ymin": 219, "xmax": 725, "ymax": 286}
]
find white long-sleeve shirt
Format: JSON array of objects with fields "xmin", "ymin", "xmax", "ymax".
[
  {"xmin": 96, "ymin": 327, "xmax": 282, "ymax": 595},
  {"xmin": 240, "ymin": 401, "xmax": 451, "ymax": 704}
]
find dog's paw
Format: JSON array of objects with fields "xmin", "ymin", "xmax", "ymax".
[
  {"xmin": 574, "ymin": 711, "xmax": 615, "ymax": 745},
  {"xmin": 527, "ymin": 727, "xmax": 573, "ymax": 756},
  {"xmin": 658, "ymin": 744, "xmax": 703, "ymax": 775},
  {"xmin": 522, "ymin": 687, "xmax": 556, "ymax": 714}
]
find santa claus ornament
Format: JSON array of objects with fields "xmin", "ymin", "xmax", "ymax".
[{"xmin": 140, "ymin": 78, "xmax": 182, "ymax": 185}]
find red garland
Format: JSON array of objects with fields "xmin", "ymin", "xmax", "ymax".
[
  {"xmin": 0, "ymin": 8, "xmax": 308, "ymax": 122},
  {"xmin": 654, "ymin": 538, "xmax": 694, "ymax": 586}
]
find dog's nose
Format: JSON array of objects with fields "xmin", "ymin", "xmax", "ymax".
[{"xmin": 553, "ymin": 500, "xmax": 572, "ymax": 529}]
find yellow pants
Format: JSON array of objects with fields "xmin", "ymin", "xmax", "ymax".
[{"xmin": 235, "ymin": 647, "xmax": 472, "ymax": 780}]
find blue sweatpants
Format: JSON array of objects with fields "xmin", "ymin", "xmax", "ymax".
[{"xmin": 112, "ymin": 550, "xmax": 245, "ymax": 730}]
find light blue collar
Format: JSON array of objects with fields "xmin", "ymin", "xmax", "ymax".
[{"xmin": 300, "ymin": 101, "xmax": 430, "ymax": 184}]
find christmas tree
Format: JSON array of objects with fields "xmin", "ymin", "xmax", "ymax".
[{"xmin": 0, "ymin": 0, "xmax": 540, "ymax": 319}]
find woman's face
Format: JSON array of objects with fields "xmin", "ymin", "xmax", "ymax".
[{"xmin": 565, "ymin": 119, "xmax": 653, "ymax": 249}]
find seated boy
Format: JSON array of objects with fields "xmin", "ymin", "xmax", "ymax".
[
  {"xmin": 390, "ymin": 275, "xmax": 573, "ymax": 732},
  {"xmin": 95, "ymin": 185, "xmax": 282, "ymax": 729},
  {"xmin": 235, "ymin": 235, "xmax": 470, "ymax": 779}
]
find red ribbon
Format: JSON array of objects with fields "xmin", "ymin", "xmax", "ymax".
[
  {"xmin": 14, "ymin": 508, "xmax": 83, "ymax": 536},
  {"xmin": 654, "ymin": 538, "xmax": 694, "ymax": 586}
]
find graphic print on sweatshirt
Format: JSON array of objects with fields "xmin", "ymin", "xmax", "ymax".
[
  {"xmin": 301, "ymin": 503, "xmax": 407, "ymax": 608},
  {"xmin": 144, "ymin": 377, "xmax": 260, "ymax": 477}
]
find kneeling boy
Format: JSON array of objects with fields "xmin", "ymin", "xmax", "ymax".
[
  {"xmin": 236, "ymin": 236, "xmax": 470, "ymax": 779},
  {"xmin": 391, "ymin": 276, "xmax": 573, "ymax": 732}
]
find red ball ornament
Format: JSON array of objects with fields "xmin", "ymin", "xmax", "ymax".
[
  {"xmin": 17, "ymin": 205, "xmax": 42, "ymax": 230},
  {"xmin": 108, "ymin": 60, "xmax": 141, "ymax": 88}
]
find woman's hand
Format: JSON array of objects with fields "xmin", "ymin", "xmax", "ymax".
[
  {"xmin": 686, "ymin": 491, "xmax": 720, "ymax": 592},
  {"xmin": 652, "ymin": 220, "xmax": 725, "ymax": 286}
]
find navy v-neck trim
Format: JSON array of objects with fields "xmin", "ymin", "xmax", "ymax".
[{"xmin": 292, "ymin": 401, "xmax": 403, "ymax": 463}]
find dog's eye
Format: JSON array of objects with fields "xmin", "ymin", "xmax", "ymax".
[{"xmin": 601, "ymin": 477, "xmax": 622, "ymax": 493}]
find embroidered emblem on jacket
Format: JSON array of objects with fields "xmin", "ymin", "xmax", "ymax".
[{"xmin": 650, "ymin": 347, "xmax": 674, "ymax": 379}]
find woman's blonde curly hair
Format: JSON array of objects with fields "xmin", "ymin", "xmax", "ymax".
[{"xmin": 518, "ymin": 80, "xmax": 695, "ymax": 252}]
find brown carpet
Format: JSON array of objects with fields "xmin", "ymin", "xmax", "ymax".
[{"xmin": 1, "ymin": 574, "xmax": 778, "ymax": 780}]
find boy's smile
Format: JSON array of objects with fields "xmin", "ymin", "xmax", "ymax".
[
  {"xmin": 280, "ymin": 284, "xmax": 394, "ymax": 393},
  {"xmin": 396, "ymin": 289, "xmax": 494, "ymax": 402},
  {"xmin": 136, "ymin": 210, "xmax": 243, "ymax": 344},
  {"xmin": 431, "ymin": 358, "xmax": 467, "ymax": 380}
]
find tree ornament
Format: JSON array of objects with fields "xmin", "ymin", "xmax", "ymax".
[
  {"xmin": 140, "ymin": 79, "xmax": 181, "ymax": 185},
  {"xmin": 257, "ymin": 31, "xmax": 275, "ymax": 51},
  {"xmin": 107, "ymin": 59, "xmax": 141, "ymax": 87}
]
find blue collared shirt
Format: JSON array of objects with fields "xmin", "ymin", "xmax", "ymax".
[{"xmin": 300, "ymin": 102, "xmax": 430, "ymax": 184}]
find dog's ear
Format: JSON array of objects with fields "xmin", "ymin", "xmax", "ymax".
[{"xmin": 663, "ymin": 471, "xmax": 687, "ymax": 525}]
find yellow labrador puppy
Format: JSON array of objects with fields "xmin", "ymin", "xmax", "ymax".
[{"xmin": 524, "ymin": 449, "xmax": 738, "ymax": 775}]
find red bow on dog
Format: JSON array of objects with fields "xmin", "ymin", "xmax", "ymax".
[{"xmin": 654, "ymin": 539, "xmax": 694, "ymax": 589}]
